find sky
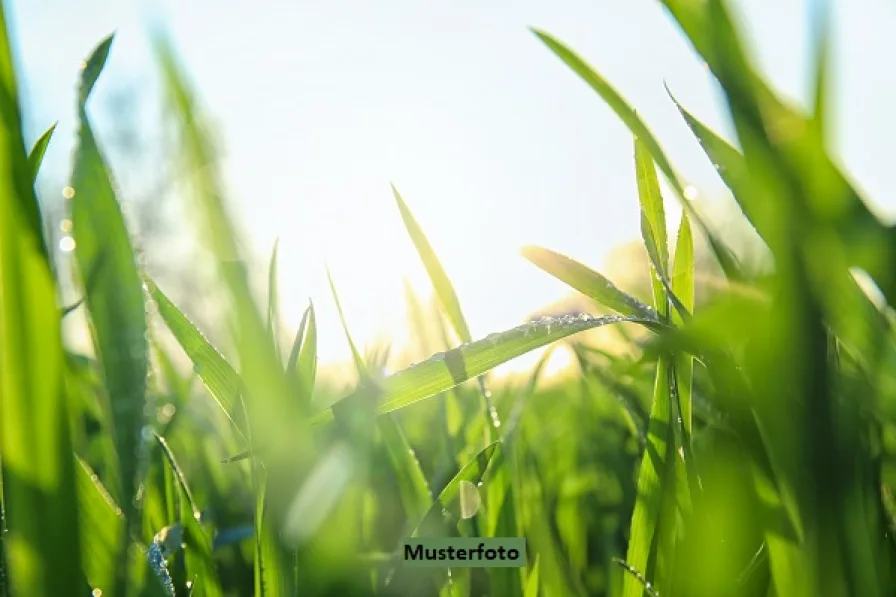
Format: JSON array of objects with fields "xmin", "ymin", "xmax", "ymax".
[{"xmin": 9, "ymin": 0, "xmax": 896, "ymax": 365}]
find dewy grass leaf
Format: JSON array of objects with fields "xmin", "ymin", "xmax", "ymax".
[
  {"xmin": 356, "ymin": 313, "xmax": 662, "ymax": 415},
  {"xmin": 27, "ymin": 121, "xmax": 56, "ymax": 182},
  {"xmin": 156, "ymin": 435, "xmax": 223, "ymax": 597},
  {"xmin": 146, "ymin": 278, "xmax": 244, "ymax": 434},
  {"xmin": 393, "ymin": 184, "xmax": 471, "ymax": 344},
  {"xmin": 522, "ymin": 246, "xmax": 656, "ymax": 320},
  {"xmin": 0, "ymin": 3, "xmax": 83, "ymax": 593},
  {"xmin": 76, "ymin": 457, "xmax": 125, "ymax": 594},
  {"xmin": 634, "ymin": 138, "xmax": 671, "ymax": 322},
  {"xmin": 70, "ymin": 32, "xmax": 148, "ymax": 527}
]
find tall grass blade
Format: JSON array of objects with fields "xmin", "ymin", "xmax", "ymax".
[
  {"xmin": 672, "ymin": 212, "xmax": 694, "ymax": 436},
  {"xmin": 267, "ymin": 238, "xmax": 281, "ymax": 362},
  {"xmin": 285, "ymin": 301, "xmax": 317, "ymax": 409},
  {"xmin": 0, "ymin": 4, "xmax": 83, "ymax": 593},
  {"xmin": 70, "ymin": 33, "xmax": 148, "ymax": 528},
  {"xmin": 75, "ymin": 457, "xmax": 125, "ymax": 594}
]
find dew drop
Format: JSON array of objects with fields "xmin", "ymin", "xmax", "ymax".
[
  {"xmin": 60, "ymin": 219, "xmax": 72, "ymax": 232},
  {"xmin": 683, "ymin": 185, "xmax": 699, "ymax": 201},
  {"xmin": 59, "ymin": 236, "xmax": 76, "ymax": 252},
  {"xmin": 62, "ymin": 186, "xmax": 75, "ymax": 199}
]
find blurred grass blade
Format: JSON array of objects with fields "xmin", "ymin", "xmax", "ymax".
[
  {"xmin": 672, "ymin": 212, "xmax": 695, "ymax": 436},
  {"xmin": 267, "ymin": 238, "xmax": 281, "ymax": 362},
  {"xmin": 156, "ymin": 435, "xmax": 223, "ymax": 597},
  {"xmin": 810, "ymin": 0, "xmax": 831, "ymax": 139},
  {"xmin": 393, "ymin": 184, "xmax": 471, "ymax": 343},
  {"xmin": 524, "ymin": 556, "xmax": 540, "ymax": 597},
  {"xmin": 286, "ymin": 301, "xmax": 317, "ymax": 408},
  {"xmin": 366, "ymin": 313, "xmax": 661, "ymax": 414},
  {"xmin": 380, "ymin": 417, "xmax": 433, "ymax": 523},
  {"xmin": 146, "ymin": 278, "xmax": 245, "ymax": 435},
  {"xmin": 327, "ymin": 268, "xmax": 369, "ymax": 379},
  {"xmin": 532, "ymin": 27, "xmax": 741, "ymax": 282},
  {"xmin": 328, "ymin": 271, "xmax": 433, "ymax": 525},
  {"xmin": 71, "ymin": 32, "xmax": 148, "ymax": 526},
  {"xmin": 76, "ymin": 457, "xmax": 125, "ymax": 594},
  {"xmin": 0, "ymin": 3, "xmax": 84, "ymax": 593},
  {"xmin": 522, "ymin": 245, "xmax": 656, "ymax": 320},
  {"xmin": 27, "ymin": 121, "xmax": 56, "ymax": 182}
]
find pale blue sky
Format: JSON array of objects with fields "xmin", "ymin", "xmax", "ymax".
[{"xmin": 10, "ymin": 0, "xmax": 896, "ymax": 364}]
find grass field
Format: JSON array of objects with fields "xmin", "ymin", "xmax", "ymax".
[{"xmin": 4, "ymin": 1, "xmax": 896, "ymax": 596}]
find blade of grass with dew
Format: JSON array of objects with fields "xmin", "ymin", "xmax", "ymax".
[
  {"xmin": 319, "ymin": 313, "xmax": 663, "ymax": 419},
  {"xmin": 393, "ymin": 184, "xmax": 500, "ymax": 432},
  {"xmin": 71, "ymin": 32, "xmax": 148, "ymax": 527},
  {"xmin": 267, "ymin": 238, "xmax": 281, "ymax": 363},
  {"xmin": 285, "ymin": 301, "xmax": 317, "ymax": 410},
  {"xmin": 0, "ymin": 3, "xmax": 84, "ymax": 593},
  {"xmin": 521, "ymin": 246, "xmax": 657, "ymax": 320},
  {"xmin": 155, "ymin": 435, "xmax": 223, "ymax": 597},
  {"xmin": 75, "ymin": 457, "xmax": 125, "ymax": 594},
  {"xmin": 27, "ymin": 121, "xmax": 56, "ymax": 182},
  {"xmin": 531, "ymin": 27, "xmax": 741, "ymax": 282},
  {"xmin": 145, "ymin": 278, "xmax": 244, "ymax": 434},
  {"xmin": 623, "ymin": 138, "xmax": 679, "ymax": 597}
]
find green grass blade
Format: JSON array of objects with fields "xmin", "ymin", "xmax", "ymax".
[
  {"xmin": 0, "ymin": 4, "xmax": 83, "ymax": 593},
  {"xmin": 521, "ymin": 246, "xmax": 656, "ymax": 320},
  {"xmin": 326, "ymin": 269, "xmax": 369, "ymax": 379},
  {"xmin": 672, "ymin": 212, "xmax": 694, "ymax": 436},
  {"xmin": 70, "ymin": 33, "xmax": 148, "ymax": 526},
  {"xmin": 27, "ymin": 121, "xmax": 56, "ymax": 182},
  {"xmin": 267, "ymin": 238, "xmax": 281, "ymax": 362},
  {"xmin": 634, "ymin": 138, "xmax": 669, "ymax": 278},
  {"xmin": 146, "ymin": 278, "xmax": 244, "ymax": 435},
  {"xmin": 393, "ymin": 184, "xmax": 471, "ymax": 343},
  {"xmin": 810, "ymin": 0, "xmax": 831, "ymax": 139},
  {"xmin": 379, "ymin": 417, "xmax": 433, "ymax": 523},
  {"xmin": 364, "ymin": 313, "xmax": 661, "ymax": 415},
  {"xmin": 532, "ymin": 28, "xmax": 742, "ymax": 282},
  {"xmin": 623, "ymin": 357, "xmax": 675, "ymax": 597},
  {"xmin": 286, "ymin": 301, "xmax": 317, "ymax": 408},
  {"xmin": 155, "ymin": 435, "xmax": 223, "ymax": 597},
  {"xmin": 524, "ymin": 556, "xmax": 540, "ymax": 597},
  {"xmin": 76, "ymin": 457, "xmax": 125, "ymax": 594},
  {"xmin": 634, "ymin": 138, "xmax": 671, "ymax": 322},
  {"xmin": 412, "ymin": 441, "xmax": 501, "ymax": 537}
]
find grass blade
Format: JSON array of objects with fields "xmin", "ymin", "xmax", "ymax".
[
  {"xmin": 76, "ymin": 457, "xmax": 125, "ymax": 594},
  {"xmin": 27, "ymin": 121, "xmax": 56, "ymax": 182},
  {"xmin": 267, "ymin": 238, "xmax": 281, "ymax": 362},
  {"xmin": 532, "ymin": 28, "xmax": 741, "ymax": 282},
  {"xmin": 286, "ymin": 301, "xmax": 317, "ymax": 409},
  {"xmin": 146, "ymin": 278, "xmax": 245, "ymax": 435},
  {"xmin": 0, "ymin": 4, "xmax": 83, "ymax": 593},
  {"xmin": 155, "ymin": 435, "xmax": 223, "ymax": 597},
  {"xmin": 393, "ymin": 184, "xmax": 471, "ymax": 343},
  {"xmin": 672, "ymin": 212, "xmax": 694, "ymax": 436},
  {"xmin": 70, "ymin": 32, "xmax": 148, "ymax": 527},
  {"xmin": 355, "ymin": 313, "xmax": 662, "ymax": 415},
  {"xmin": 522, "ymin": 245, "xmax": 657, "ymax": 320}
]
